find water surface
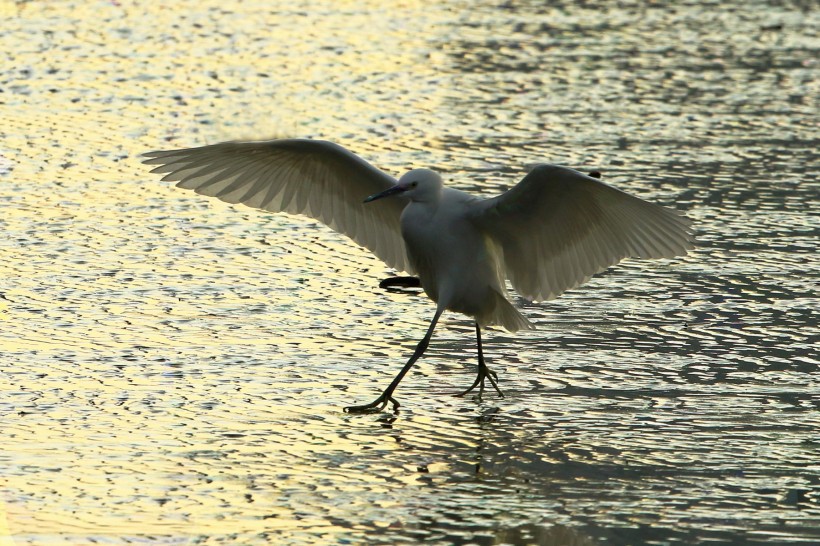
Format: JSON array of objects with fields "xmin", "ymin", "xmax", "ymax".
[{"xmin": 1, "ymin": 0, "xmax": 818, "ymax": 544}]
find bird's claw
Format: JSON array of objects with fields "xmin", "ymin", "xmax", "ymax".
[
  {"xmin": 457, "ymin": 365, "xmax": 503, "ymax": 399},
  {"xmin": 344, "ymin": 394, "xmax": 400, "ymax": 413},
  {"xmin": 378, "ymin": 276, "xmax": 422, "ymax": 290}
]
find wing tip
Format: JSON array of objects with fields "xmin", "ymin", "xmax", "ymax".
[
  {"xmin": 141, "ymin": 151, "xmax": 162, "ymax": 162},
  {"xmin": 141, "ymin": 150, "xmax": 183, "ymax": 164}
]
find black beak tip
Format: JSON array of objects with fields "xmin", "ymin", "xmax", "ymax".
[{"xmin": 364, "ymin": 185, "xmax": 404, "ymax": 204}]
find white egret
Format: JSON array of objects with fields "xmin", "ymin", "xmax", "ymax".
[{"xmin": 142, "ymin": 139, "xmax": 693, "ymax": 412}]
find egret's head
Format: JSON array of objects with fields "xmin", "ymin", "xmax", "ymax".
[{"xmin": 364, "ymin": 168, "xmax": 443, "ymax": 204}]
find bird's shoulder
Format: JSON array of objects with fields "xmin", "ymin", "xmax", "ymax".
[{"xmin": 442, "ymin": 186, "xmax": 482, "ymax": 208}]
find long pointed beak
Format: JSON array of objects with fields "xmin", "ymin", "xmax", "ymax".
[{"xmin": 364, "ymin": 185, "xmax": 406, "ymax": 203}]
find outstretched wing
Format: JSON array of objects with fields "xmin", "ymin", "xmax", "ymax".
[
  {"xmin": 143, "ymin": 139, "xmax": 413, "ymax": 273},
  {"xmin": 470, "ymin": 164, "xmax": 694, "ymax": 301}
]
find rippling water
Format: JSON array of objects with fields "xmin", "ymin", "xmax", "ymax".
[{"xmin": 1, "ymin": 0, "xmax": 818, "ymax": 544}]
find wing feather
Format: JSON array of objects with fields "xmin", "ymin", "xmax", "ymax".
[
  {"xmin": 470, "ymin": 164, "xmax": 693, "ymax": 301},
  {"xmin": 143, "ymin": 139, "xmax": 413, "ymax": 273}
]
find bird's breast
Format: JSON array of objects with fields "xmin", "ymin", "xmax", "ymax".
[{"xmin": 400, "ymin": 202, "xmax": 504, "ymax": 310}]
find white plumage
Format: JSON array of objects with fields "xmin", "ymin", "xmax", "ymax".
[
  {"xmin": 143, "ymin": 138, "xmax": 693, "ymax": 412},
  {"xmin": 144, "ymin": 140, "xmax": 412, "ymax": 273}
]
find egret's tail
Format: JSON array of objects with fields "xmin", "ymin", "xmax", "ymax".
[{"xmin": 479, "ymin": 289, "xmax": 536, "ymax": 333}]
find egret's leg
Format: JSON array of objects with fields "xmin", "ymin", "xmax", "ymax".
[
  {"xmin": 457, "ymin": 323, "xmax": 503, "ymax": 398},
  {"xmin": 344, "ymin": 309, "xmax": 444, "ymax": 413}
]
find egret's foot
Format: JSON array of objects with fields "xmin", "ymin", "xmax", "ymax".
[
  {"xmin": 344, "ymin": 393, "xmax": 400, "ymax": 413},
  {"xmin": 379, "ymin": 276, "xmax": 422, "ymax": 289},
  {"xmin": 457, "ymin": 363, "xmax": 504, "ymax": 398}
]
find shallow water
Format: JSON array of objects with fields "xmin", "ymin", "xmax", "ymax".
[{"xmin": 1, "ymin": 0, "xmax": 818, "ymax": 544}]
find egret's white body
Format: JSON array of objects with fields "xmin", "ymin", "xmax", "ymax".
[
  {"xmin": 143, "ymin": 139, "xmax": 693, "ymax": 412},
  {"xmin": 396, "ymin": 172, "xmax": 531, "ymax": 332}
]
